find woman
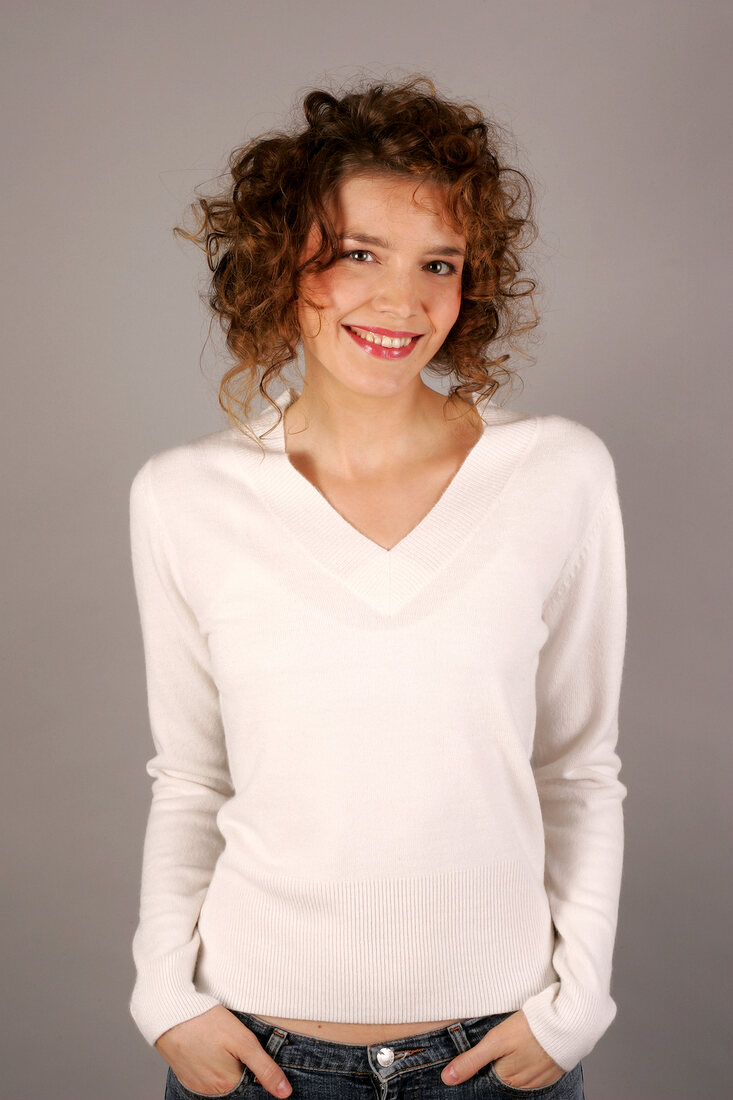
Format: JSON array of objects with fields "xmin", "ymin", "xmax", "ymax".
[{"xmin": 128, "ymin": 75, "xmax": 627, "ymax": 1100}]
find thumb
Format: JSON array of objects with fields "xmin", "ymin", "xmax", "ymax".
[
  {"xmin": 441, "ymin": 1031, "xmax": 504, "ymax": 1085},
  {"xmin": 235, "ymin": 1034, "xmax": 292, "ymax": 1098}
]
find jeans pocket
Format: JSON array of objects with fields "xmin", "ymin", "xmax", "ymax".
[
  {"xmin": 167, "ymin": 1063, "xmax": 253, "ymax": 1100},
  {"xmin": 486, "ymin": 1059, "xmax": 581, "ymax": 1096}
]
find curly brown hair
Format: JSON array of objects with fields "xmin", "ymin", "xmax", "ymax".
[{"xmin": 173, "ymin": 73, "xmax": 541, "ymax": 442}]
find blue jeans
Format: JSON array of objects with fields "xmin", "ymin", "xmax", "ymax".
[{"xmin": 165, "ymin": 1009, "xmax": 585, "ymax": 1099}]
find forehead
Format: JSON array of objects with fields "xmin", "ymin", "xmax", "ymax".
[{"xmin": 327, "ymin": 172, "xmax": 463, "ymax": 239}]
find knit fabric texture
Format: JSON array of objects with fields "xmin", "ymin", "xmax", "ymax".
[{"xmin": 128, "ymin": 386, "xmax": 628, "ymax": 1071}]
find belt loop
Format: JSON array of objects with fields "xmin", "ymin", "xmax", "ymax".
[
  {"xmin": 446, "ymin": 1021, "xmax": 471, "ymax": 1054},
  {"xmin": 264, "ymin": 1025, "xmax": 289, "ymax": 1058}
]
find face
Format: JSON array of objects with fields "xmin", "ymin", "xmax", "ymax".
[{"xmin": 296, "ymin": 172, "xmax": 466, "ymax": 399}]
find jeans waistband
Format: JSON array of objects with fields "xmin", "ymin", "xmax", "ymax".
[{"xmin": 231, "ymin": 1009, "xmax": 515, "ymax": 1083}]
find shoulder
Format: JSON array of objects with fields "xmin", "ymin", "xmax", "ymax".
[
  {"xmin": 485, "ymin": 400, "xmax": 618, "ymax": 493},
  {"xmin": 128, "ymin": 415, "xmax": 281, "ymax": 533},
  {"xmin": 505, "ymin": 408, "xmax": 622, "ymax": 552},
  {"xmin": 532, "ymin": 410, "xmax": 618, "ymax": 491},
  {"xmin": 129, "ymin": 427, "xmax": 236, "ymax": 520}
]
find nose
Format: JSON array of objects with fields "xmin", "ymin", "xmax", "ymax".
[{"xmin": 371, "ymin": 267, "xmax": 421, "ymax": 321}]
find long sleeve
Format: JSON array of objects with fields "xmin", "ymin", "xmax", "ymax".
[
  {"xmin": 520, "ymin": 469, "xmax": 628, "ymax": 1072},
  {"xmin": 128, "ymin": 457, "xmax": 233, "ymax": 1046}
]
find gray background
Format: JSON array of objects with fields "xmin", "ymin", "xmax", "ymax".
[{"xmin": 2, "ymin": 2, "xmax": 730, "ymax": 1098}]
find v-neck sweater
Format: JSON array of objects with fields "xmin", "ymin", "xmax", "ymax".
[{"xmin": 128, "ymin": 386, "xmax": 628, "ymax": 1072}]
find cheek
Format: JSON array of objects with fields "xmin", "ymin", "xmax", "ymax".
[
  {"xmin": 433, "ymin": 285, "xmax": 463, "ymax": 331},
  {"xmin": 298, "ymin": 271, "xmax": 343, "ymax": 324},
  {"xmin": 318, "ymin": 269, "xmax": 360, "ymax": 317}
]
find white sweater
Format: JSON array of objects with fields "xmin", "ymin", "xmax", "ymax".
[{"xmin": 128, "ymin": 385, "xmax": 628, "ymax": 1072}]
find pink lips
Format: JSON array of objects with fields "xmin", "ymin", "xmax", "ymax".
[{"xmin": 343, "ymin": 325, "xmax": 422, "ymax": 360}]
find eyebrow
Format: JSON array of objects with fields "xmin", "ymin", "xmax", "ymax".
[{"xmin": 338, "ymin": 232, "xmax": 466, "ymax": 259}]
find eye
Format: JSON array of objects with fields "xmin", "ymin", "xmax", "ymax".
[
  {"xmin": 425, "ymin": 260, "xmax": 458, "ymax": 276},
  {"xmin": 341, "ymin": 249, "xmax": 374, "ymax": 263}
]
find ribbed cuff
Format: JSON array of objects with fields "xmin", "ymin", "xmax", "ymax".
[
  {"xmin": 130, "ymin": 948, "xmax": 222, "ymax": 1047},
  {"xmin": 520, "ymin": 980, "xmax": 617, "ymax": 1071}
]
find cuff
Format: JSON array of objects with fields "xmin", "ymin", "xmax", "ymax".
[
  {"xmin": 130, "ymin": 948, "xmax": 221, "ymax": 1047},
  {"xmin": 520, "ymin": 979, "xmax": 617, "ymax": 1072}
]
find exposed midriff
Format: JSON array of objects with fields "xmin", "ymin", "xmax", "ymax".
[{"xmin": 251, "ymin": 1014, "xmax": 465, "ymax": 1044}]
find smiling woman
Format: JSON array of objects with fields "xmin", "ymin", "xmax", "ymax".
[
  {"xmin": 279, "ymin": 168, "xmax": 488, "ymax": 551},
  {"xmin": 128, "ymin": 73, "xmax": 625, "ymax": 1100},
  {"xmin": 293, "ymin": 173, "xmax": 467, "ymax": 394},
  {"xmin": 171, "ymin": 73, "xmax": 541, "ymax": 441}
]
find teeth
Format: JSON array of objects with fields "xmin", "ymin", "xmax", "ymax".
[{"xmin": 348, "ymin": 326, "xmax": 415, "ymax": 348}]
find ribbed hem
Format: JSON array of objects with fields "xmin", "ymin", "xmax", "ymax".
[
  {"xmin": 192, "ymin": 859, "xmax": 558, "ymax": 1021},
  {"xmin": 521, "ymin": 978, "xmax": 617, "ymax": 1071}
]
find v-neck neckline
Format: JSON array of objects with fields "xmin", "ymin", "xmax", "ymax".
[
  {"xmin": 282, "ymin": 388, "xmax": 490, "ymax": 555},
  {"xmin": 241, "ymin": 386, "xmax": 539, "ymax": 615}
]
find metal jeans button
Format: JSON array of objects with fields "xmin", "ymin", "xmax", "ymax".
[{"xmin": 376, "ymin": 1046, "xmax": 395, "ymax": 1067}]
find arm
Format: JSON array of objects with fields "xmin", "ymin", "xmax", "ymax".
[
  {"xmin": 520, "ymin": 471, "xmax": 628, "ymax": 1072},
  {"xmin": 128, "ymin": 457, "xmax": 233, "ymax": 1047}
]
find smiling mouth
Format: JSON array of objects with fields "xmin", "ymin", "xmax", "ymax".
[
  {"xmin": 344, "ymin": 325, "xmax": 423, "ymax": 348},
  {"xmin": 343, "ymin": 325, "xmax": 423, "ymax": 360}
]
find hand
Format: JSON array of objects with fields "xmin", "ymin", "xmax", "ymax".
[
  {"xmin": 440, "ymin": 1009, "xmax": 566, "ymax": 1089},
  {"xmin": 155, "ymin": 1005, "xmax": 292, "ymax": 1098}
]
